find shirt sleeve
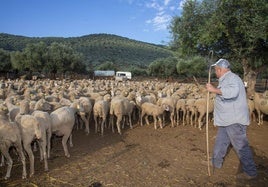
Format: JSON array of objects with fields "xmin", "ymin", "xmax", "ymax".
[{"xmin": 219, "ymin": 74, "xmax": 240, "ymax": 100}]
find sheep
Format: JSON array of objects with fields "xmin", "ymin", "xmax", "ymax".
[
  {"xmin": 176, "ymin": 99, "xmax": 187, "ymax": 126},
  {"xmin": 247, "ymin": 99, "xmax": 256, "ymax": 122},
  {"xmin": 0, "ymin": 118, "xmax": 27, "ymax": 180},
  {"xmin": 78, "ymin": 96, "xmax": 93, "ymax": 134},
  {"xmin": 140, "ymin": 102, "xmax": 170, "ymax": 129},
  {"xmin": 34, "ymin": 98, "xmax": 52, "ymax": 112},
  {"xmin": 4, "ymin": 97, "xmax": 19, "ymax": 122},
  {"xmin": 156, "ymin": 97, "xmax": 177, "ymax": 127},
  {"xmin": 32, "ymin": 110, "xmax": 52, "ymax": 165},
  {"xmin": 109, "ymin": 97, "xmax": 135, "ymax": 135},
  {"xmin": 93, "ymin": 99, "xmax": 110, "ymax": 136},
  {"xmin": 50, "ymin": 100, "xmax": 81, "ymax": 157},
  {"xmin": 254, "ymin": 91, "xmax": 268, "ymax": 126},
  {"xmin": 194, "ymin": 97, "xmax": 214, "ymax": 130},
  {"xmin": 15, "ymin": 114, "xmax": 42, "ymax": 178},
  {"xmin": 185, "ymin": 98, "xmax": 196, "ymax": 126}
]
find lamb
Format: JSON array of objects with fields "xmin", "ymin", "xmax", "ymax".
[
  {"xmin": 50, "ymin": 100, "xmax": 81, "ymax": 157},
  {"xmin": 254, "ymin": 91, "xmax": 268, "ymax": 126},
  {"xmin": 109, "ymin": 97, "xmax": 135, "ymax": 135},
  {"xmin": 0, "ymin": 118, "xmax": 27, "ymax": 180},
  {"xmin": 140, "ymin": 102, "xmax": 170, "ymax": 129}
]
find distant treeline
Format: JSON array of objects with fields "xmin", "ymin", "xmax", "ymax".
[{"xmin": 0, "ymin": 33, "xmax": 176, "ymax": 79}]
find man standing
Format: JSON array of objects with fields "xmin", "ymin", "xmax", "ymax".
[{"xmin": 206, "ymin": 58, "xmax": 257, "ymax": 180}]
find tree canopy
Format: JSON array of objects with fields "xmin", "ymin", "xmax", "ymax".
[{"xmin": 169, "ymin": 0, "xmax": 268, "ymax": 94}]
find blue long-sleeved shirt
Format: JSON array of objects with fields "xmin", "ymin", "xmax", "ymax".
[{"xmin": 213, "ymin": 71, "xmax": 249, "ymax": 126}]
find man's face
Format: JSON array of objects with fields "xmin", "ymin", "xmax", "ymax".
[{"xmin": 214, "ymin": 66, "xmax": 222, "ymax": 78}]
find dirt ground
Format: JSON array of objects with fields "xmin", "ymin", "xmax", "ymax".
[{"xmin": 0, "ymin": 115, "xmax": 268, "ymax": 187}]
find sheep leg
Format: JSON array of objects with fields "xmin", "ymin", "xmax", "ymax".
[
  {"xmin": 23, "ymin": 142, "xmax": 35, "ymax": 177},
  {"xmin": 14, "ymin": 143, "xmax": 27, "ymax": 179},
  {"xmin": 94, "ymin": 116, "xmax": 99, "ymax": 134},
  {"xmin": 80, "ymin": 113, "xmax": 89, "ymax": 134},
  {"xmin": 0, "ymin": 146, "xmax": 12, "ymax": 180},
  {"xmin": 140, "ymin": 112, "xmax": 145, "ymax": 126},
  {"xmin": 128, "ymin": 114, "xmax": 133, "ymax": 129},
  {"xmin": 47, "ymin": 129, "xmax": 52, "ymax": 159},
  {"xmin": 145, "ymin": 115, "xmax": 150, "ymax": 125},
  {"xmin": 158, "ymin": 116, "xmax": 163, "ymax": 129},
  {"xmin": 101, "ymin": 117, "xmax": 105, "ymax": 136},
  {"xmin": 69, "ymin": 133, "xmax": 73, "ymax": 147},
  {"xmin": 153, "ymin": 116, "xmax": 157, "ymax": 129},
  {"xmin": 182, "ymin": 109, "xmax": 186, "ymax": 126},
  {"xmin": 170, "ymin": 112, "xmax": 175, "ymax": 127},
  {"xmin": 116, "ymin": 115, "xmax": 122, "ymax": 135},
  {"xmin": 110, "ymin": 115, "xmax": 115, "ymax": 133},
  {"xmin": 38, "ymin": 139, "xmax": 49, "ymax": 172},
  {"xmin": 62, "ymin": 134, "xmax": 71, "ymax": 158},
  {"xmin": 1, "ymin": 154, "xmax": 4, "ymax": 166},
  {"xmin": 198, "ymin": 112, "xmax": 205, "ymax": 130}
]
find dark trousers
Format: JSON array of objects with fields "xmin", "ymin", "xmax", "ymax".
[{"xmin": 212, "ymin": 123, "xmax": 257, "ymax": 176}]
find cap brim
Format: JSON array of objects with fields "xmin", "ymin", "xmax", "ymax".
[{"xmin": 210, "ymin": 63, "xmax": 217, "ymax": 67}]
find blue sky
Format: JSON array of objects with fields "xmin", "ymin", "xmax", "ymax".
[{"xmin": 0, "ymin": 0, "xmax": 185, "ymax": 44}]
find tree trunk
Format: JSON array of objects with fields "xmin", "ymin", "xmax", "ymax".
[{"xmin": 242, "ymin": 58, "xmax": 257, "ymax": 99}]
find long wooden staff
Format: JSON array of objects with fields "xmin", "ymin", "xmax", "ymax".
[{"xmin": 206, "ymin": 50, "xmax": 214, "ymax": 176}]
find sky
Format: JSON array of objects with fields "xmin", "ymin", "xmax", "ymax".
[{"xmin": 0, "ymin": 0, "xmax": 185, "ymax": 45}]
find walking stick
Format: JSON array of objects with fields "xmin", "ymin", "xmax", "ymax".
[{"xmin": 206, "ymin": 50, "xmax": 213, "ymax": 176}]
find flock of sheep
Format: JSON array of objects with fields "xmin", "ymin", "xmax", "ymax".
[{"xmin": 0, "ymin": 77, "xmax": 267, "ymax": 180}]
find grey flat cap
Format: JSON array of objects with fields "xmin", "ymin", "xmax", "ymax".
[{"xmin": 211, "ymin": 58, "xmax": 230, "ymax": 69}]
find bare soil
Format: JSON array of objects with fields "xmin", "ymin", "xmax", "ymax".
[{"xmin": 1, "ymin": 117, "xmax": 268, "ymax": 187}]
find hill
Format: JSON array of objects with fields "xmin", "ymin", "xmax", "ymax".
[{"xmin": 0, "ymin": 33, "xmax": 174, "ymax": 71}]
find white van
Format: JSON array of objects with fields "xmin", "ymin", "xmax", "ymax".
[{"xmin": 115, "ymin": 71, "xmax": 132, "ymax": 81}]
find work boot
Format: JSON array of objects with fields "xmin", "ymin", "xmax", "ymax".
[{"xmin": 236, "ymin": 172, "xmax": 257, "ymax": 180}]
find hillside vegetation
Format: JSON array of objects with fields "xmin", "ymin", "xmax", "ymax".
[{"xmin": 0, "ymin": 33, "xmax": 174, "ymax": 72}]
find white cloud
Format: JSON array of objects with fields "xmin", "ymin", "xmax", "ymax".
[
  {"xmin": 164, "ymin": 0, "xmax": 172, "ymax": 6},
  {"xmin": 144, "ymin": 0, "xmax": 174, "ymax": 31},
  {"xmin": 147, "ymin": 13, "xmax": 171, "ymax": 31}
]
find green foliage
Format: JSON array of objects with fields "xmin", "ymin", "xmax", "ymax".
[
  {"xmin": 169, "ymin": 0, "xmax": 268, "ymax": 94},
  {"xmin": 0, "ymin": 33, "xmax": 174, "ymax": 74},
  {"xmin": 149, "ymin": 57, "xmax": 178, "ymax": 78},
  {"xmin": 0, "ymin": 49, "xmax": 12, "ymax": 72},
  {"xmin": 9, "ymin": 41, "xmax": 85, "ymax": 76},
  {"xmin": 176, "ymin": 56, "xmax": 207, "ymax": 78},
  {"xmin": 96, "ymin": 61, "xmax": 116, "ymax": 71}
]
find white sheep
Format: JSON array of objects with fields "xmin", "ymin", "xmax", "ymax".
[
  {"xmin": 0, "ymin": 118, "xmax": 27, "ymax": 180},
  {"xmin": 93, "ymin": 99, "xmax": 110, "ymax": 136},
  {"xmin": 185, "ymin": 98, "xmax": 196, "ymax": 126},
  {"xmin": 247, "ymin": 99, "xmax": 256, "ymax": 122},
  {"xmin": 254, "ymin": 91, "xmax": 268, "ymax": 126},
  {"xmin": 32, "ymin": 110, "xmax": 52, "ymax": 165},
  {"xmin": 140, "ymin": 102, "xmax": 170, "ymax": 129},
  {"xmin": 176, "ymin": 98, "xmax": 187, "ymax": 126},
  {"xmin": 78, "ymin": 96, "xmax": 93, "ymax": 134},
  {"xmin": 157, "ymin": 97, "xmax": 177, "ymax": 127},
  {"xmin": 4, "ymin": 97, "xmax": 19, "ymax": 122},
  {"xmin": 50, "ymin": 100, "xmax": 81, "ymax": 157},
  {"xmin": 110, "ymin": 97, "xmax": 135, "ymax": 135},
  {"xmin": 15, "ymin": 114, "xmax": 42, "ymax": 177},
  {"xmin": 194, "ymin": 97, "xmax": 214, "ymax": 130}
]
